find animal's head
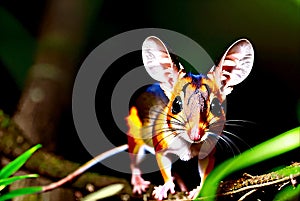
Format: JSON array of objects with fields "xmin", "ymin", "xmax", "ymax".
[{"xmin": 142, "ymin": 36, "xmax": 254, "ymax": 145}]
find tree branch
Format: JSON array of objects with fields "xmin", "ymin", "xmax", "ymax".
[
  {"xmin": 0, "ymin": 112, "xmax": 131, "ymax": 197},
  {"xmin": 142, "ymin": 162, "xmax": 300, "ymax": 201}
]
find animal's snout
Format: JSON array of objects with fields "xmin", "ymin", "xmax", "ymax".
[{"xmin": 189, "ymin": 125, "xmax": 202, "ymax": 142}]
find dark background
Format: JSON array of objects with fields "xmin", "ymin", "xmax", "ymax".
[{"xmin": 0, "ymin": 0, "xmax": 299, "ymax": 193}]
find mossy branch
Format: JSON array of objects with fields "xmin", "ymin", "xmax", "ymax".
[
  {"xmin": 0, "ymin": 111, "xmax": 131, "ymax": 195},
  {"xmin": 141, "ymin": 162, "xmax": 300, "ymax": 201},
  {"xmin": 216, "ymin": 162, "xmax": 300, "ymax": 200}
]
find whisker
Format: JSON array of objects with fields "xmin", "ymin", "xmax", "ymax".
[
  {"xmin": 224, "ymin": 119, "xmax": 256, "ymax": 130},
  {"xmin": 206, "ymin": 133, "xmax": 237, "ymax": 157},
  {"xmin": 145, "ymin": 109, "xmax": 182, "ymax": 123},
  {"xmin": 208, "ymin": 120, "xmax": 226, "ymax": 134},
  {"xmin": 141, "ymin": 120, "xmax": 185, "ymax": 130},
  {"xmin": 149, "ymin": 109, "xmax": 184, "ymax": 125},
  {"xmin": 225, "ymin": 123, "xmax": 245, "ymax": 127},
  {"xmin": 135, "ymin": 125, "xmax": 186, "ymax": 142},
  {"xmin": 209, "ymin": 116, "xmax": 226, "ymax": 126},
  {"xmin": 226, "ymin": 119, "xmax": 256, "ymax": 124},
  {"xmin": 222, "ymin": 130, "xmax": 252, "ymax": 150},
  {"xmin": 219, "ymin": 137, "xmax": 236, "ymax": 156},
  {"xmin": 155, "ymin": 118, "xmax": 185, "ymax": 126},
  {"xmin": 209, "ymin": 120, "xmax": 225, "ymax": 127},
  {"xmin": 144, "ymin": 127, "xmax": 173, "ymax": 136},
  {"xmin": 154, "ymin": 131, "xmax": 177, "ymax": 150},
  {"xmin": 220, "ymin": 134, "xmax": 241, "ymax": 155},
  {"xmin": 177, "ymin": 113, "xmax": 188, "ymax": 125}
]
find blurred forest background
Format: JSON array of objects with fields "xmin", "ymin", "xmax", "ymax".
[{"xmin": 0, "ymin": 0, "xmax": 299, "ymax": 200}]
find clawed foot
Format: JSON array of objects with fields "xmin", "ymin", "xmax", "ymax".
[
  {"xmin": 131, "ymin": 174, "xmax": 150, "ymax": 194},
  {"xmin": 152, "ymin": 180, "xmax": 175, "ymax": 200},
  {"xmin": 188, "ymin": 186, "xmax": 201, "ymax": 199}
]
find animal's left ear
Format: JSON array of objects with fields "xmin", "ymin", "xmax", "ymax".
[{"xmin": 209, "ymin": 39, "xmax": 254, "ymax": 96}]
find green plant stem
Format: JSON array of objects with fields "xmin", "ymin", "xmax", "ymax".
[{"xmin": 197, "ymin": 127, "xmax": 300, "ymax": 200}]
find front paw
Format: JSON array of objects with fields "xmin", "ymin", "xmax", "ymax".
[
  {"xmin": 131, "ymin": 174, "xmax": 150, "ymax": 195},
  {"xmin": 152, "ymin": 180, "xmax": 175, "ymax": 200},
  {"xmin": 188, "ymin": 186, "xmax": 201, "ymax": 199}
]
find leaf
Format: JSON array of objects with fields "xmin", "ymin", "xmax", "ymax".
[
  {"xmin": 0, "ymin": 7, "xmax": 36, "ymax": 88},
  {"xmin": 0, "ymin": 144, "xmax": 42, "ymax": 179},
  {"xmin": 0, "ymin": 174, "xmax": 38, "ymax": 191},
  {"xmin": 81, "ymin": 184, "xmax": 124, "ymax": 201},
  {"xmin": 0, "ymin": 117, "xmax": 10, "ymax": 128},
  {"xmin": 0, "ymin": 110, "xmax": 10, "ymax": 128},
  {"xmin": 274, "ymin": 184, "xmax": 300, "ymax": 201},
  {"xmin": 197, "ymin": 127, "xmax": 300, "ymax": 200},
  {"xmin": 0, "ymin": 186, "xmax": 42, "ymax": 201}
]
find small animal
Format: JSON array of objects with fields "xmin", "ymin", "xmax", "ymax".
[
  {"xmin": 126, "ymin": 36, "xmax": 254, "ymax": 200},
  {"xmin": 41, "ymin": 36, "xmax": 254, "ymax": 200}
]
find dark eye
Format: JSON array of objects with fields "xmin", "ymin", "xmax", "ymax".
[
  {"xmin": 210, "ymin": 98, "xmax": 222, "ymax": 116},
  {"xmin": 171, "ymin": 96, "xmax": 183, "ymax": 114}
]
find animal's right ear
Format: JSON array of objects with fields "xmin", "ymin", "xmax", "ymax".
[{"xmin": 142, "ymin": 36, "xmax": 184, "ymax": 94}]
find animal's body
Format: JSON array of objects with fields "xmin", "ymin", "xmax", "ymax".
[
  {"xmin": 126, "ymin": 36, "xmax": 254, "ymax": 200},
  {"xmin": 41, "ymin": 36, "xmax": 254, "ymax": 200}
]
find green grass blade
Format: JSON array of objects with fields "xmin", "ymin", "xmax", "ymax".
[
  {"xmin": 197, "ymin": 127, "xmax": 300, "ymax": 200},
  {"xmin": 81, "ymin": 183, "xmax": 124, "ymax": 201},
  {"xmin": 0, "ymin": 174, "xmax": 38, "ymax": 189},
  {"xmin": 0, "ymin": 144, "xmax": 42, "ymax": 179},
  {"xmin": 0, "ymin": 186, "xmax": 42, "ymax": 201},
  {"xmin": 0, "ymin": 7, "xmax": 36, "ymax": 88},
  {"xmin": 274, "ymin": 184, "xmax": 300, "ymax": 201}
]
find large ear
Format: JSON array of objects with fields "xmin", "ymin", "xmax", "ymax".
[
  {"xmin": 142, "ymin": 36, "xmax": 183, "ymax": 94},
  {"xmin": 209, "ymin": 39, "xmax": 254, "ymax": 96}
]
